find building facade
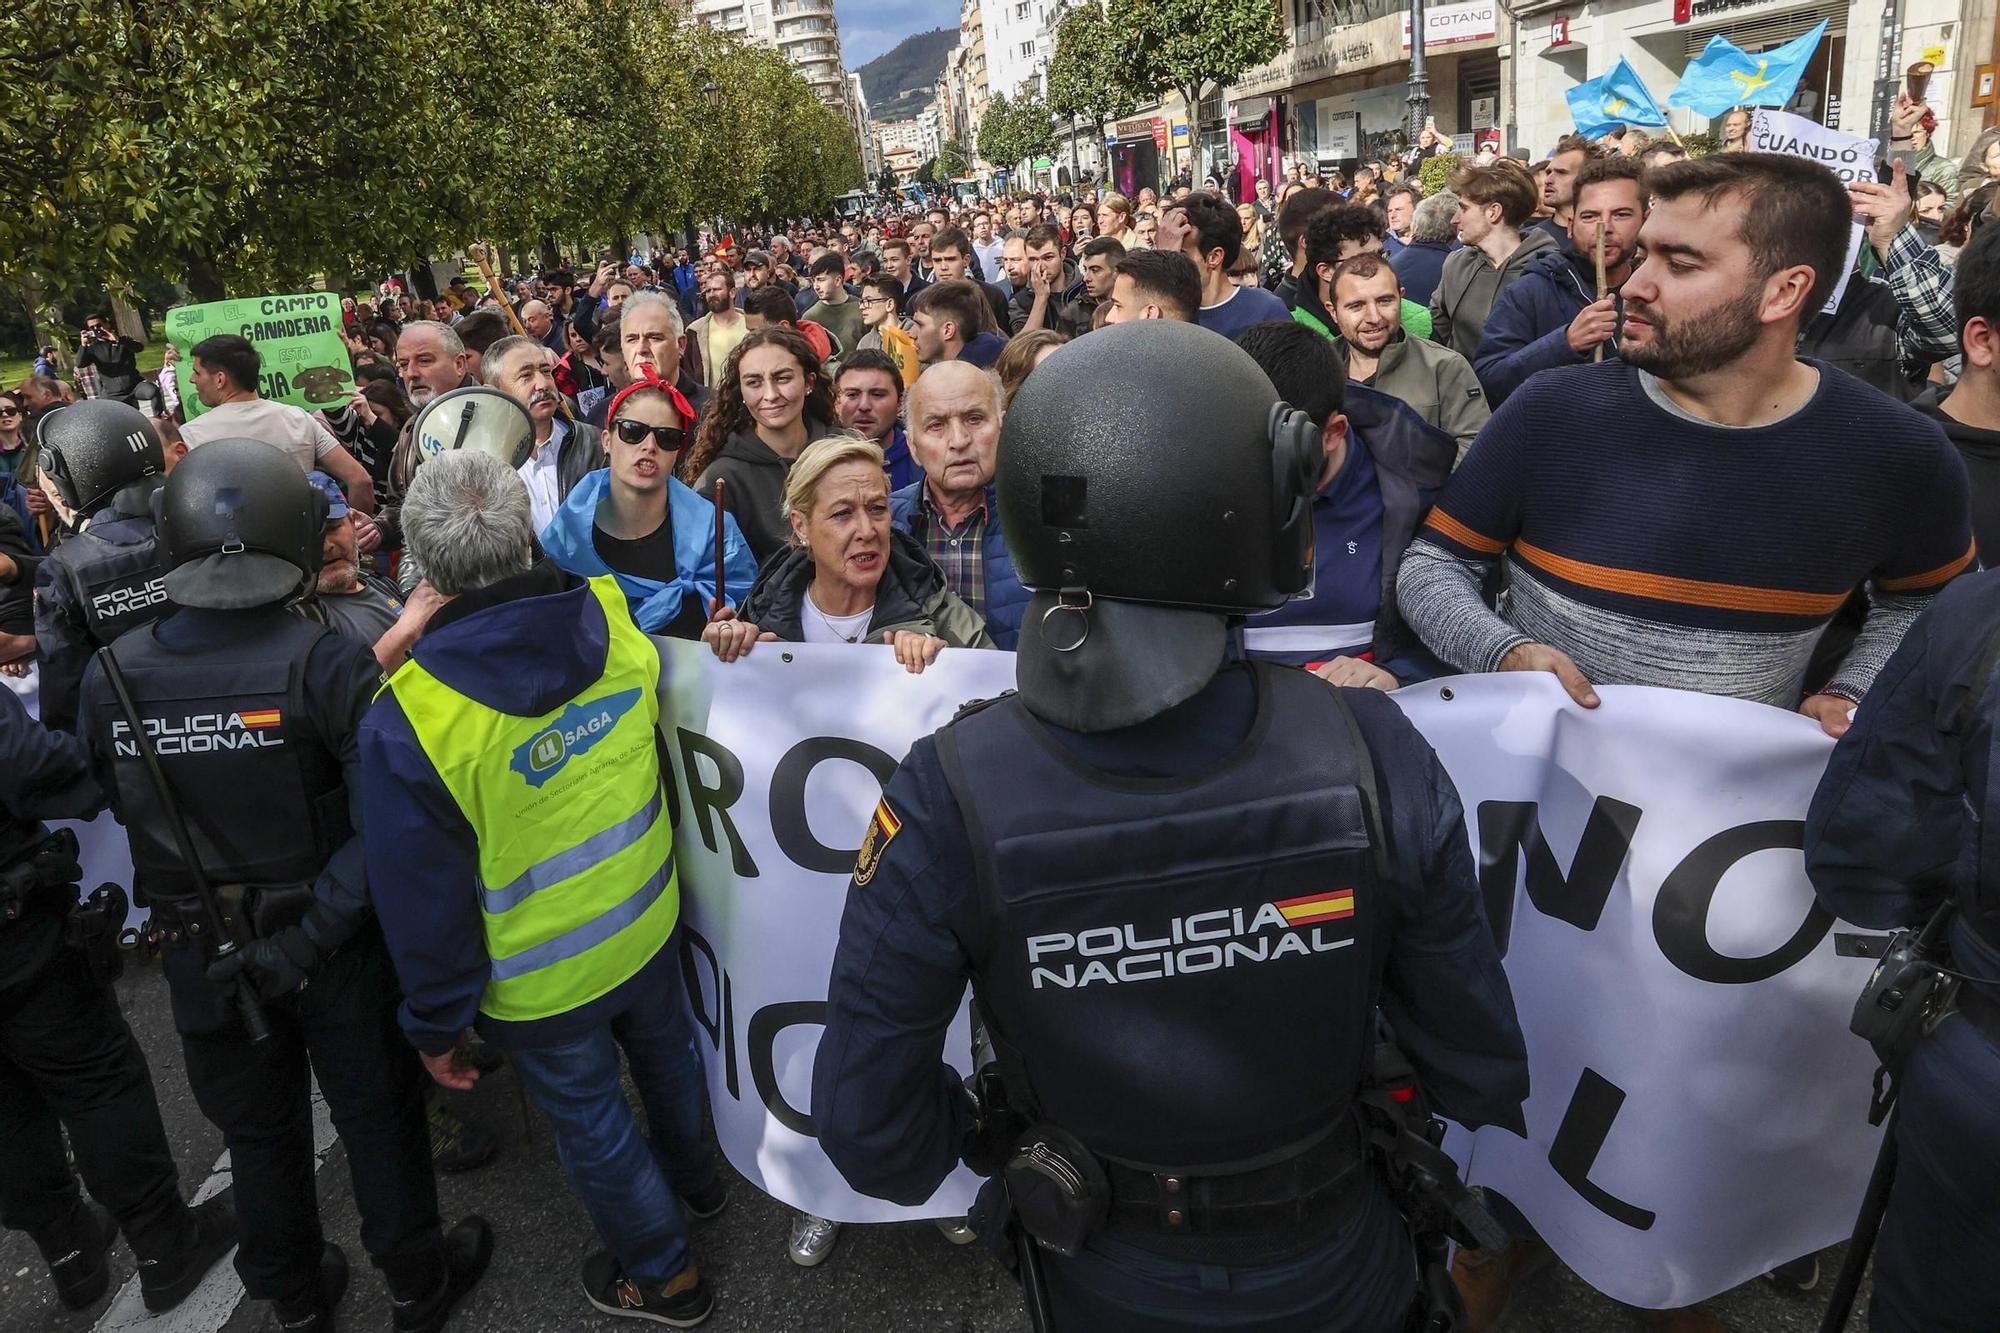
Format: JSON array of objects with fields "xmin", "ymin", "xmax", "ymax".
[{"xmin": 691, "ymin": 0, "xmax": 861, "ymax": 154}]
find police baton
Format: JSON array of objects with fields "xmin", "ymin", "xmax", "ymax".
[
  {"xmin": 1014, "ymin": 1226, "xmax": 1056, "ymax": 1333},
  {"xmin": 94, "ymin": 647, "xmax": 273, "ymax": 1045},
  {"xmin": 1817, "ymin": 1106, "xmax": 1898, "ymax": 1333}
]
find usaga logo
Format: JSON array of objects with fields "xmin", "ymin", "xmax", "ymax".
[{"xmin": 509, "ymin": 688, "xmax": 641, "ymax": 788}]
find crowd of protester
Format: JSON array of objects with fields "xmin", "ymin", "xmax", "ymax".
[{"xmin": 7, "ymin": 103, "xmax": 2000, "ymax": 1330}]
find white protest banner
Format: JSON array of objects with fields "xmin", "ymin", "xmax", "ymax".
[
  {"xmin": 1748, "ymin": 108, "xmax": 1874, "ymax": 315},
  {"xmin": 657, "ymin": 648, "xmax": 1884, "ymax": 1304},
  {"xmin": 1394, "ymin": 674, "xmax": 1883, "ymax": 1308},
  {"xmin": 656, "ymin": 639, "xmax": 1014, "ymax": 1223}
]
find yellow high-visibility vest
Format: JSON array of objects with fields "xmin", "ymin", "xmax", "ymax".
[{"xmin": 387, "ymin": 576, "xmax": 676, "ymax": 1022}]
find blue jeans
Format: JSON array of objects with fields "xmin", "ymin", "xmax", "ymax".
[{"xmin": 509, "ymin": 945, "xmax": 714, "ymax": 1286}]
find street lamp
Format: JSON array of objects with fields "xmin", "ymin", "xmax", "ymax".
[
  {"xmin": 1406, "ymin": 0, "xmax": 1431, "ymax": 150},
  {"xmin": 702, "ymin": 74, "xmax": 721, "ymax": 109}
]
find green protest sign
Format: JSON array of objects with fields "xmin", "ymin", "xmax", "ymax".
[{"xmin": 165, "ymin": 293, "xmax": 353, "ymax": 420}]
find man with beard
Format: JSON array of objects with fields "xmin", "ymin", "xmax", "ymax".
[
  {"xmin": 1400, "ymin": 147, "xmax": 1976, "ymax": 1333},
  {"xmin": 1474, "ymin": 156, "xmax": 1644, "ymax": 404},
  {"xmin": 301, "ymin": 470, "xmax": 425, "ymax": 667},
  {"xmin": 1329, "ymin": 255, "xmax": 1487, "ymax": 461},
  {"xmin": 1531, "ymin": 134, "xmax": 1603, "ymax": 243},
  {"xmin": 482, "ymin": 336, "xmax": 604, "ymax": 532},
  {"xmin": 1402, "ymin": 152, "xmax": 1969, "ymax": 739},
  {"xmin": 688, "ymin": 267, "xmax": 748, "ymax": 388}
]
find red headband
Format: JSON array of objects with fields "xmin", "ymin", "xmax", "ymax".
[{"xmin": 605, "ymin": 365, "xmax": 696, "ymax": 439}]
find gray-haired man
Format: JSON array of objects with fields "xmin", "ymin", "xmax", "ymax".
[{"xmin": 360, "ymin": 451, "xmax": 724, "ymax": 1328}]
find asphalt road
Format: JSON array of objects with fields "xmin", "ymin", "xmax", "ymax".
[{"xmin": 2, "ymin": 959, "xmax": 1870, "ymax": 1333}]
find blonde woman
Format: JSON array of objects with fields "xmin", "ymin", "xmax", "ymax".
[{"xmin": 702, "ymin": 435, "xmax": 990, "ymax": 671}]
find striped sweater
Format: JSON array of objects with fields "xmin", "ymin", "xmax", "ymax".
[{"xmin": 1396, "ymin": 361, "xmax": 1973, "ymax": 709}]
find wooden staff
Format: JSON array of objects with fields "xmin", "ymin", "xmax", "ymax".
[
  {"xmin": 467, "ymin": 243, "xmax": 573, "ymax": 422},
  {"xmin": 713, "ymin": 477, "xmax": 729, "ymax": 613},
  {"xmin": 1593, "ymin": 219, "xmax": 1608, "ymax": 364}
]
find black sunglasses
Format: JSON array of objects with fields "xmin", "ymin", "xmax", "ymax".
[{"xmin": 613, "ymin": 419, "xmax": 685, "ymax": 449}]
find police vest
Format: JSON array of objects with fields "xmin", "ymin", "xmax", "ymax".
[
  {"xmin": 935, "ymin": 664, "xmax": 1392, "ymax": 1170},
  {"xmin": 99, "ymin": 613, "xmax": 349, "ymax": 904},
  {"xmin": 385, "ymin": 576, "xmax": 677, "ymax": 1024},
  {"xmin": 47, "ymin": 510, "xmax": 170, "ymax": 648}
]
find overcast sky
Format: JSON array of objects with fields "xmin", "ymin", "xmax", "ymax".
[{"xmin": 837, "ymin": 0, "xmax": 955, "ymax": 68}]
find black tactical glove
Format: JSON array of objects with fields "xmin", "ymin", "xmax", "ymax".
[{"xmin": 205, "ymin": 927, "xmax": 318, "ymax": 1000}]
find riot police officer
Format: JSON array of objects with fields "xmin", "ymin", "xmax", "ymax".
[
  {"xmin": 812, "ymin": 320, "xmax": 1530, "ymax": 1331},
  {"xmin": 0, "ymin": 687, "xmax": 236, "ymax": 1314},
  {"xmin": 75, "ymin": 438, "xmax": 493, "ymax": 1333},
  {"xmin": 1805, "ymin": 567, "xmax": 2000, "ymax": 1332},
  {"xmin": 32, "ymin": 399, "xmax": 173, "ymax": 732}
]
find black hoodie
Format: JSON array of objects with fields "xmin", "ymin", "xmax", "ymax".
[
  {"xmin": 692, "ymin": 420, "xmax": 838, "ymax": 566},
  {"xmin": 1914, "ymin": 384, "xmax": 2000, "ymax": 564}
]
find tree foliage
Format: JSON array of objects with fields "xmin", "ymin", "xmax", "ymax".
[
  {"xmin": 936, "ymin": 142, "xmax": 971, "ymax": 180},
  {"xmin": 1046, "ymin": 6, "xmax": 1137, "ymax": 140},
  {"xmin": 0, "ymin": 0, "xmax": 859, "ymax": 323},
  {"xmin": 1105, "ymin": 0, "xmax": 1287, "ymax": 126},
  {"xmin": 977, "ymin": 94, "xmax": 1056, "ymax": 176}
]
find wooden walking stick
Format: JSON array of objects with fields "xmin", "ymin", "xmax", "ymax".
[
  {"xmin": 1593, "ymin": 219, "xmax": 1608, "ymax": 364},
  {"xmin": 467, "ymin": 243, "xmax": 574, "ymax": 422},
  {"xmin": 713, "ymin": 477, "xmax": 728, "ymax": 613}
]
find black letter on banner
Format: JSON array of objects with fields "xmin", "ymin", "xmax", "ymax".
[
  {"xmin": 769, "ymin": 738, "xmax": 899, "ymax": 875},
  {"xmin": 748, "ymin": 1001, "xmax": 825, "ymax": 1136},
  {"xmin": 1548, "ymin": 1067, "xmax": 1655, "ymax": 1230},
  {"xmin": 678, "ymin": 928, "xmax": 739, "ymax": 1099},
  {"xmin": 1653, "ymin": 819, "xmax": 1831, "ymax": 984},
  {"xmin": 676, "ymin": 727, "xmax": 758, "ymax": 877},
  {"xmin": 1477, "ymin": 797, "xmax": 1642, "ymax": 952}
]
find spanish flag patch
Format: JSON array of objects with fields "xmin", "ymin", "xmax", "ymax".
[
  {"xmin": 1273, "ymin": 889, "xmax": 1356, "ymax": 926},
  {"xmin": 853, "ymin": 798, "xmax": 902, "ymax": 887}
]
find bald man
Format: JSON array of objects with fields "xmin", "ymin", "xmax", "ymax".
[{"xmin": 887, "ymin": 362, "xmax": 1029, "ymax": 648}]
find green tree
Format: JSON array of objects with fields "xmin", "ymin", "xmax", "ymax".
[
  {"xmin": 1046, "ymin": 7, "xmax": 1137, "ymax": 162},
  {"xmin": 977, "ymin": 94, "xmax": 1055, "ymax": 178},
  {"xmin": 1105, "ymin": 0, "xmax": 1286, "ymax": 133},
  {"xmin": 936, "ymin": 141, "xmax": 971, "ymax": 180}
]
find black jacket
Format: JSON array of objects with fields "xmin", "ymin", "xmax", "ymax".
[
  {"xmin": 739, "ymin": 526, "xmax": 991, "ymax": 647},
  {"xmin": 1914, "ymin": 385, "xmax": 2000, "ymax": 565},
  {"xmin": 1796, "ymin": 274, "xmax": 1917, "ymax": 403},
  {"xmin": 1345, "ymin": 383, "xmax": 1459, "ymax": 674}
]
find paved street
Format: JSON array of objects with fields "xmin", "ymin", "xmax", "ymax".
[{"xmin": 2, "ymin": 959, "xmax": 1869, "ymax": 1333}]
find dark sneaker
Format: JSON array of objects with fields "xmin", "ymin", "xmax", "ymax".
[
  {"xmin": 427, "ymin": 1101, "xmax": 499, "ymax": 1174},
  {"xmin": 272, "ymin": 1244, "xmax": 349, "ymax": 1333},
  {"xmin": 1762, "ymin": 1254, "xmax": 1821, "ymax": 1294},
  {"xmin": 391, "ymin": 1215, "xmax": 494, "ymax": 1333},
  {"xmin": 581, "ymin": 1251, "xmax": 714, "ymax": 1326},
  {"xmin": 141, "ymin": 1191, "xmax": 240, "ymax": 1313},
  {"xmin": 679, "ymin": 1176, "xmax": 730, "ymax": 1222},
  {"xmin": 38, "ymin": 1200, "xmax": 117, "ymax": 1310}
]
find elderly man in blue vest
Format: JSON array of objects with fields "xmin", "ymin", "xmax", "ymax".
[
  {"xmin": 888, "ymin": 361, "xmax": 1029, "ymax": 649},
  {"xmin": 359, "ymin": 450, "xmax": 725, "ymax": 1328}
]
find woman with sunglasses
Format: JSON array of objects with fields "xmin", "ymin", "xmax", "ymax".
[
  {"xmin": 540, "ymin": 373, "xmax": 756, "ymax": 638},
  {"xmin": 0, "ymin": 392, "xmax": 27, "ymax": 480}
]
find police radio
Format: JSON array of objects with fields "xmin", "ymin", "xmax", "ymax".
[{"xmin": 1846, "ymin": 901, "xmax": 1958, "ymax": 1124}]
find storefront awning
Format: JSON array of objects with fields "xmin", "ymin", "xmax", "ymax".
[{"xmin": 1230, "ymin": 97, "xmax": 1273, "ymax": 128}]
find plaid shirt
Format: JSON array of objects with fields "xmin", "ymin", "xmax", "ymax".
[
  {"xmin": 908, "ymin": 488, "xmax": 988, "ymax": 620},
  {"xmin": 1878, "ymin": 224, "xmax": 1957, "ymax": 362},
  {"xmin": 74, "ymin": 362, "xmax": 102, "ymax": 400}
]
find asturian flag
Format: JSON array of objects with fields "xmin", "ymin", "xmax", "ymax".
[
  {"xmin": 1566, "ymin": 58, "xmax": 1669, "ymax": 137},
  {"xmin": 1667, "ymin": 20, "xmax": 1829, "ymax": 117}
]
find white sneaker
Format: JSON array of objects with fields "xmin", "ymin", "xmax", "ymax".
[
  {"xmin": 787, "ymin": 1213, "xmax": 842, "ymax": 1267},
  {"xmin": 934, "ymin": 1218, "xmax": 978, "ymax": 1246}
]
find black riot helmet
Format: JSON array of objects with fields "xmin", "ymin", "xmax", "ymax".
[
  {"xmin": 997, "ymin": 319, "xmax": 1325, "ymax": 731},
  {"xmin": 36, "ymin": 399, "xmax": 165, "ymax": 516},
  {"xmin": 154, "ymin": 438, "xmax": 329, "ymax": 610}
]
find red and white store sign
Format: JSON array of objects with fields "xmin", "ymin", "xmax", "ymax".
[{"xmin": 1403, "ymin": 0, "xmax": 1500, "ymax": 50}]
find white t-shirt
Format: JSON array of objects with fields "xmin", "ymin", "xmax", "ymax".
[
  {"xmin": 518, "ymin": 422, "xmax": 567, "ymax": 534},
  {"xmin": 178, "ymin": 398, "xmax": 343, "ymax": 474},
  {"xmin": 800, "ymin": 592, "xmax": 871, "ymax": 644}
]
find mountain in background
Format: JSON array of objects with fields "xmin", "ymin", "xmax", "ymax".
[{"xmin": 855, "ymin": 26, "xmax": 954, "ymax": 123}]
